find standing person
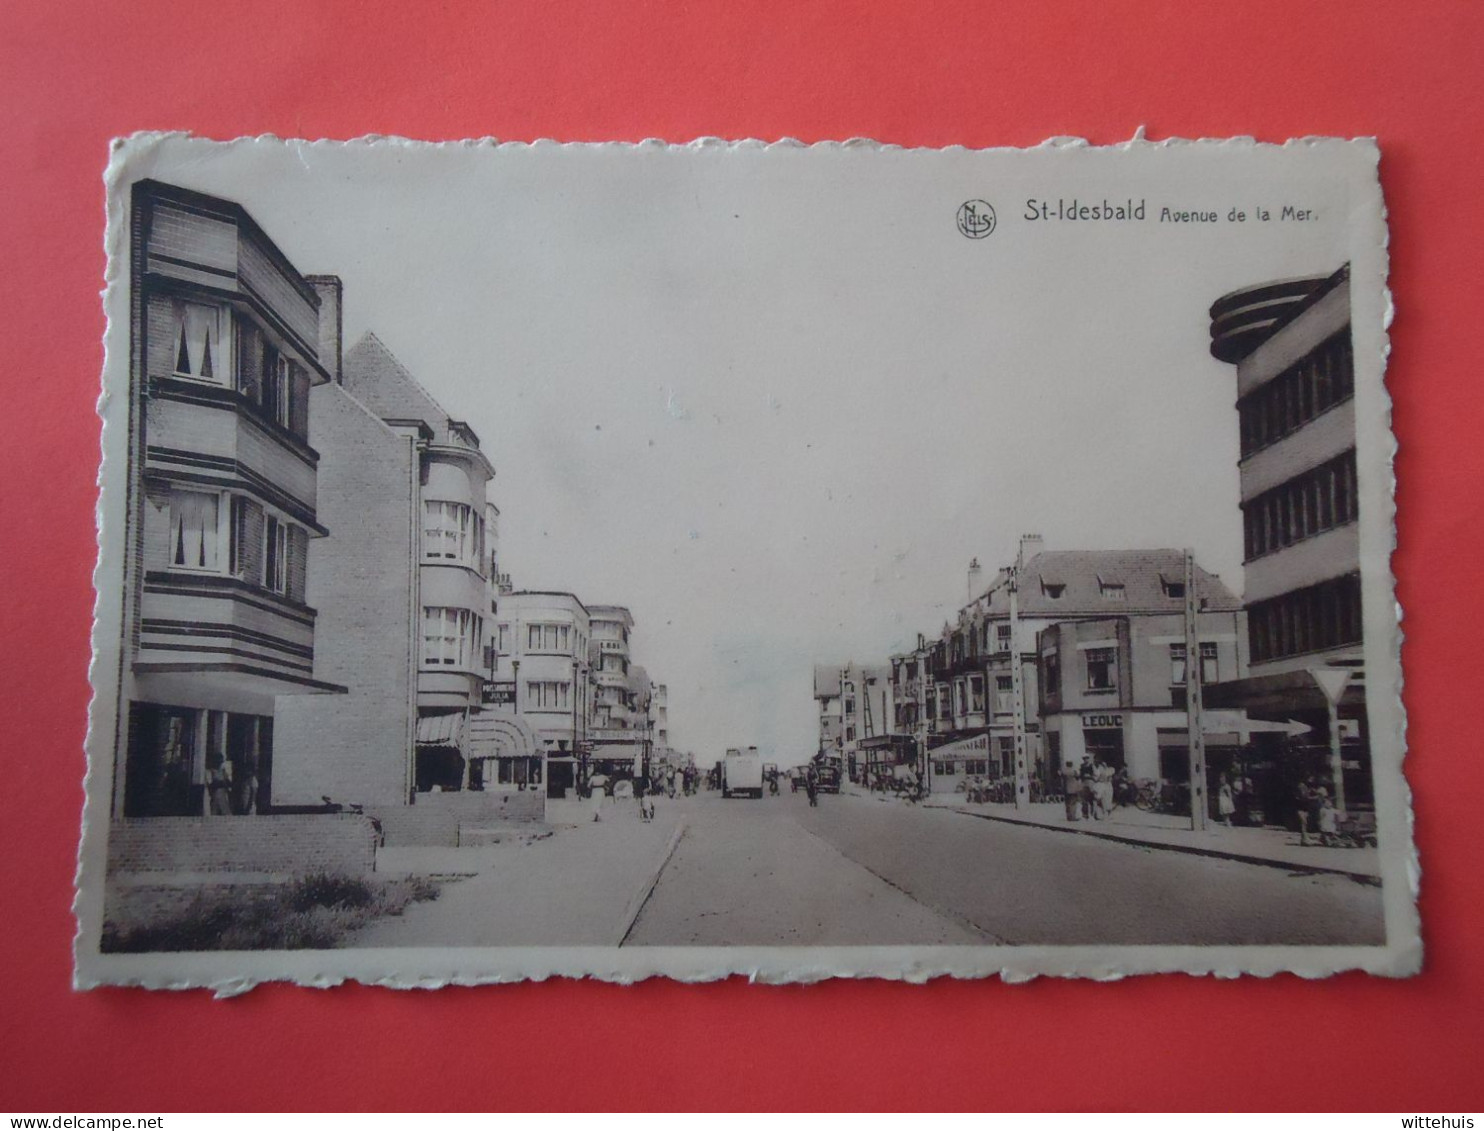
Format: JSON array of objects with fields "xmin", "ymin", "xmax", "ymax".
[
  {"xmin": 1217, "ymin": 772, "xmax": 1236, "ymax": 826},
  {"xmin": 1111, "ymin": 765, "xmax": 1131, "ymax": 811},
  {"xmin": 1293, "ymin": 778, "xmax": 1314, "ymax": 845},
  {"xmin": 1316, "ymin": 787, "xmax": 1338, "ymax": 846},
  {"xmin": 1095, "ymin": 760, "xmax": 1115, "ymax": 819},
  {"xmin": 805, "ymin": 766, "xmax": 819, "ymax": 808},
  {"xmin": 1061, "ymin": 761, "xmax": 1081, "ymax": 822},
  {"xmin": 1078, "ymin": 755, "xmax": 1098, "ymax": 820}
]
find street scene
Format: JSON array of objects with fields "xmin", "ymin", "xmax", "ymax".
[{"xmin": 79, "ymin": 136, "xmax": 1405, "ymax": 984}]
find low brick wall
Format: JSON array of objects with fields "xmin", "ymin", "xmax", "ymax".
[
  {"xmin": 376, "ymin": 790, "xmax": 546, "ymax": 848},
  {"xmin": 108, "ymin": 814, "xmax": 378, "ymax": 875}
]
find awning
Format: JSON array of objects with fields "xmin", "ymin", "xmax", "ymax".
[
  {"xmin": 1204, "ymin": 666, "xmax": 1366, "ymax": 718},
  {"xmin": 930, "ymin": 731, "xmax": 992, "ymax": 759},
  {"xmin": 465, "ymin": 711, "xmax": 540, "ymax": 760},
  {"xmin": 415, "ymin": 712, "xmax": 466, "ymax": 748}
]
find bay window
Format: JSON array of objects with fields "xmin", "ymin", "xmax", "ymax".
[
  {"xmin": 525, "ymin": 622, "xmax": 572, "ymax": 653},
  {"xmin": 422, "ymin": 607, "xmax": 483, "ymax": 668},
  {"xmin": 423, "ymin": 501, "xmax": 485, "ymax": 571},
  {"xmin": 171, "ymin": 301, "xmax": 232, "ymax": 385},
  {"xmin": 170, "ymin": 490, "xmax": 227, "ymax": 571},
  {"xmin": 524, "ymin": 681, "xmax": 571, "ymax": 710}
]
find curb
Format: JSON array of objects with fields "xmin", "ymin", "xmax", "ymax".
[
  {"xmin": 614, "ymin": 819, "xmax": 687, "ymax": 946},
  {"xmin": 943, "ymin": 806, "xmax": 1382, "ymax": 886}
]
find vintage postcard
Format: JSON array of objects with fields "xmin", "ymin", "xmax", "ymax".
[{"xmin": 76, "ymin": 133, "xmax": 1414, "ymax": 990}]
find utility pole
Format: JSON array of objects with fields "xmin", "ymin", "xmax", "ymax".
[
  {"xmin": 1184, "ymin": 549, "xmax": 1209, "ymax": 832},
  {"xmin": 1010, "ymin": 559, "xmax": 1031, "ymax": 811}
]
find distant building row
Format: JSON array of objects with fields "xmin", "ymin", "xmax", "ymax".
[
  {"xmin": 815, "ymin": 266, "xmax": 1371, "ymax": 821},
  {"xmin": 111, "ymin": 181, "xmax": 670, "ymax": 847}
]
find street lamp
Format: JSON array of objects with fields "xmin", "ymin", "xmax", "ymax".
[{"xmin": 572, "ymin": 657, "xmax": 586, "ymax": 796}]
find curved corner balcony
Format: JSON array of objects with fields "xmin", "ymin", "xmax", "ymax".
[{"xmin": 1208, "ymin": 275, "xmax": 1329, "ymax": 364}]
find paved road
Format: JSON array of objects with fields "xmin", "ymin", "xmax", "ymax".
[{"xmin": 626, "ymin": 790, "xmax": 1385, "ymax": 947}]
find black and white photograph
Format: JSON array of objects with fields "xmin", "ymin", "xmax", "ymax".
[{"xmin": 76, "ymin": 134, "xmax": 1413, "ymax": 987}]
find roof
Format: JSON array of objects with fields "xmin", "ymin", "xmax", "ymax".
[
  {"xmin": 1208, "ymin": 265, "xmax": 1350, "ymax": 364},
  {"xmin": 588, "ymin": 605, "xmax": 635, "ymax": 627},
  {"xmin": 963, "ymin": 549, "xmax": 1241, "ymax": 620},
  {"xmin": 342, "ymin": 332, "xmax": 486, "ymax": 457},
  {"xmin": 503, "ymin": 590, "xmax": 590, "ymax": 615}
]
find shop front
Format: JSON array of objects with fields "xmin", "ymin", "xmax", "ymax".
[
  {"xmin": 124, "ymin": 703, "xmax": 273, "ymax": 817},
  {"xmin": 414, "ymin": 709, "xmax": 468, "ymax": 792}
]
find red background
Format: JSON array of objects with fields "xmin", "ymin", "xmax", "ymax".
[{"xmin": 2, "ymin": 0, "xmax": 1481, "ymax": 1112}]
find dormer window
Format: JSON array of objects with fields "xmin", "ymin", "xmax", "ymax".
[
  {"xmin": 1160, "ymin": 574, "xmax": 1186, "ymax": 599},
  {"xmin": 1041, "ymin": 581, "xmax": 1065, "ymax": 599},
  {"xmin": 1098, "ymin": 579, "xmax": 1126, "ymax": 601}
]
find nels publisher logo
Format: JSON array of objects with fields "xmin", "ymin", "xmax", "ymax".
[{"xmin": 957, "ymin": 199, "xmax": 996, "ymax": 239}]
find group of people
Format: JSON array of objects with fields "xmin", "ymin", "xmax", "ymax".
[
  {"xmin": 1293, "ymin": 776, "xmax": 1342, "ymax": 846},
  {"xmin": 1060, "ymin": 755, "xmax": 1120, "ymax": 822}
]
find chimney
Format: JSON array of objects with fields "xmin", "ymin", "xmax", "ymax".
[
  {"xmin": 305, "ymin": 275, "xmax": 344, "ymax": 384},
  {"xmin": 967, "ymin": 557, "xmax": 982, "ymax": 602},
  {"xmin": 1018, "ymin": 533, "xmax": 1044, "ymax": 568}
]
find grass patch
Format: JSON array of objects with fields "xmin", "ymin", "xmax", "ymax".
[{"xmin": 102, "ymin": 872, "xmax": 440, "ymax": 953}]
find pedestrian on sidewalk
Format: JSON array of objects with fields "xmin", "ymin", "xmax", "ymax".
[
  {"xmin": 1062, "ymin": 761, "xmax": 1080, "ymax": 822},
  {"xmin": 1294, "ymin": 777, "xmax": 1319, "ymax": 846},
  {"xmin": 1078, "ymin": 755, "xmax": 1098, "ymax": 820},
  {"xmin": 1094, "ymin": 759, "xmax": 1115, "ymax": 819},
  {"xmin": 1317, "ymin": 789, "xmax": 1339, "ymax": 846},
  {"xmin": 1217, "ymin": 773, "xmax": 1236, "ymax": 826},
  {"xmin": 805, "ymin": 767, "xmax": 819, "ymax": 808}
]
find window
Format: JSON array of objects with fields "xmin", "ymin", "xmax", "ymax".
[
  {"xmin": 1242, "ymin": 449, "xmax": 1359, "ymax": 561},
  {"xmin": 1248, "ymin": 573, "xmax": 1362, "ymax": 663},
  {"xmin": 1238, "ymin": 332, "xmax": 1355, "ymax": 457},
  {"xmin": 170, "ymin": 490, "xmax": 225, "ymax": 571},
  {"xmin": 843, "ymin": 697, "xmax": 855, "ymax": 716},
  {"xmin": 1200, "ymin": 641, "xmax": 1219, "ymax": 684},
  {"xmin": 1086, "ymin": 647, "xmax": 1117, "ymax": 691},
  {"xmin": 1161, "ymin": 575, "xmax": 1185, "ymax": 599},
  {"xmin": 1042, "ymin": 651, "xmax": 1061, "ymax": 699},
  {"xmin": 995, "ymin": 675, "xmax": 1014, "ymax": 714},
  {"xmin": 1099, "ymin": 580, "xmax": 1126, "ymax": 601},
  {"xmin": 938, "ymin": 686, "xmax": 952, "ymax": 719},
  {"xmin": 969, "ymin": 675, "xmax": 985, "ymax": 713},
  {"xmin": 524, "ymin": 681, "xmax": 571, "ymax": 710},
  {"xmin": 526, "ymin": 622, "xmax": 572, "ymax": 653},
  {"xmin": 263, "ymin": 515, "xmax": 287, "ymax": 594},
  {"xmin": 261, "ymin": 347, "xmax": 296, "ymax": 429},
  {"xmin": 423, "ymin": 607, "xmax": 482, "ymax": 668},
  {"xmin": 995, "ymin": 623, "xmax": 1012, "ymax": 653},
  {"xmin": 845, "ymin": 726, "xmax": 855, "ymax": 742},
  {"xmin": 1041, "ymin": 581, "xmax": 1065, "ymax": 599},
  {"xmin": 1169, "ymin": 643, "xmax": 1187, "ymax": 686},
  {"xmin": 422, "ymin": 501, "xmax": 485, "ymax": 571},
  {"xmin": 171, "ymin": 301, "xmax": 231, "ymax": 384}
]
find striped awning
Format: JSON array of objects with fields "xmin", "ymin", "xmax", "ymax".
[{"xmin": 415, "ymin": 712, "xmax": 466, "ymax": 748}]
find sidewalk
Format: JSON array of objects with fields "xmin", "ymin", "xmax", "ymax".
[
  {"xmin": 912, "ymin": 794, "xmax": 1382, "ymax": 883},
  {"xmin": 351, "ymin": 797, "xmax": 685, "ymax": 947}
]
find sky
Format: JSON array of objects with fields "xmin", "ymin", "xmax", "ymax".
[{"xmin": 118, "ymin": 136, "xmax": 1356, "ymax": 763}]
